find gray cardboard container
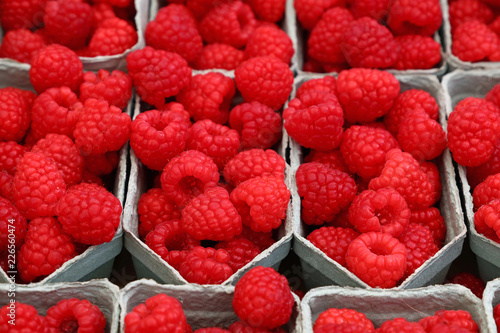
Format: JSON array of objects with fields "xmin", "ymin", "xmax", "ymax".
[
  {"xmin": 0, "ymin": 279, "xmax": 120, "ymax": 333},
  {"xmin": 484, "ymin": 277, "xmax": 500, "ymax": 333},
  {"xmin": 291, "ymin": 73, "xmax": 467, "ymax": 290},
  {"xmin": 289, "ymin": 0, "xmax": 448, "ymax": 77},
  {"xmin": 120, "ymin": 279, "xmax": 300, "ymax": 332},
  {"xmin": 299, "ymin": 285, "xmax": 488, "ymax": 333},
  {"xmin": 442, "ymin": 70, "xmax": 500, "ymax": 282},
  {"xmin": 0, "ymin": 0, "xmax": 149, "ymax": 72}
]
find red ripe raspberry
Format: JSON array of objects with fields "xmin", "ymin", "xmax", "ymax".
[
  {"xmin": 56, "ymin": 183, "xmax": 122, "ymax": 245},
  {"xmin": 195, "ymin": 43, "xmax": 245, "ymax": 70},
  {"xmin": 346, "ymin": 231, "xmax": 407, "ymax": 288},
  {"xmin": 377, "ymin": 318, "xmax": 425, "ymax": 333},
  {"xmin": 0, "ymin": 88, "xmax": 30, "ymax": 142},
  {"xmin": 45, "ymin": 298, "xmax": 106, "ymax": 332},
  {"xmin": 448, "ymin": 272, "xmax": 485, "ymax": 298},
  {"xmin": 18, "ymin": 217, "xmax": 76, "ymax": 282},
  {"xmin": 246, "ymin": 0, "xmax": 285, "ymax": 22},
  {"xmin": 0, "ymin": 28, "xmax": 46, "ymax": 64},
  {"xmin": 467, "ymin": 143, "xmax": 500, "ymax": 189},
  {"xmin": 215, "ymin": 238, "xmax": 261, "ymax": 271},
  {"xmin": 474, "ymin": 199, "xmax": 500, "ymax": 242},
  {"xmin": 74, "ymin": 98, "xmax": 131, "ymax": 156},
  {"xmin": 81, "ymin": 170, "xmax": 103, "ymax": 186},
  {"xmin": 473, "ymin": 173, "xmax": 500, "ymax": 209},
  {"xmin": 230, "ymin": 176, "xmax": 289, "ymax": 233},
  {"xmin": 145, "ymin": 4, "xmax": 203, "ymax": 64},
  {"xmin": 237, "ymin": 226, "xmax": 276, "ymax": 251},
  {"xmin": 161, "ymin": 150, "xmax": 220, "ymax": 207},
  {"xmin": 350, "ymin": 0, "xmax": 389, "ymax": 20},
  {"xmin": 452, "ymin": 20, "xmax": 500, "ymax": 62},
  {"xmin": 307, "ymin": 226, "xmax": 360, "ymax": 266},
  {"xmin": 399, "ymin": 223, "xmax": 439, "ymax": 279},
  {"xmin": 84, "ymin": 152, "xmax": 119, "ymax": 176},
  {"xmin": 44, "ymin": 0, "xmax": 93, "ymax": 49},
  {"xmin": 449, "ymin": 0, "xmax": 494, "ymax": 31},
  {"xmin": 313, "ymin": 308, "xmax": 375, "ymax": 332},
  {"xmin": 245, "ymin": 26, "xmax": 294, "ymax": 64},
  {"xmin": 199, "ymin": 1, "xmax": 257, "ymax": 48},
  {"xmin": 0, "ymin": 0, "xmax": 46, "ymax": 31},
  {"xmin": 337, "ymin": 69, "xmax": 400, "ymax": 123},
  {"xmin": 2, "ymin": 87, "xmax": 36, "ymax": 109},
  {"xmin": 494, "ymin": 304, "xmax": 500, "ymax": 330},
  {"xmin": 284, "ymin": 92, "xmax": 344, "ymax": 151},
  {"xmin": 486, "ymin": 84, "xmax": 500, "ymax": 110},
  {"xmin": 0, "ymin": 141, "xmax": 28, "ymax": 175},
  {"xmin": 304, "ymin": 149, "xmax": 349, "ymax": 173},
  {"xmin": 348, "ymin": 188, "xmax": 411, "ymax": 237},
  {"xmin": 393, "ymin": 35, "xmax": 442, "ymax": 70},
  {"xmin": 176, "ymin": 72, "xmax": 235, "ymax": 124},
  {"xmin": 124, "ymin": 294, "xmax": 189, "ymax": 333},
  {"xmin": 80, "ymin": 69, "xmax": 132, "ymax": 109},
  {"xmin": 196, "ymin": 329, "xmax": 230, "ymax": 333},
  {"xmin": 314, "ymin": 323, "xmax": 369, "ymax": 333},
  {"xmin": 341, "ymin": 17, "xmax": 398, "ymax": 69},
  {"xmin": 138, "ymin": 188, "xmax": 182, "ymax": 238},
  {"xmin": 0, "ymin": 197, "xmax": 27, "ymax": 251},
  {"xmin": 92, "ymin": 3, "xmax": 116, "ymax": 28},
  {"xmin": 296, "ymin": 76, "xmax": 337, "ymax": 99},
  {"xmin": 421, "ymin": 161, "xmax": 442, "ymax": 201},
  {"xmin": 0, "ymin": 302, "xmax": 51, "ymax": 333},
  {"xmin": 296, "ymin": 162, "xmax": 357, "ymax": 225},
  {"xmin": 178, "ymin": 246, "xmax": 234, "ymax": 284},
  {"xmin": 235, "ymin": 56, "xmax": 293, "ymax": 111},
  {"xmin": 127, "ymin": 46, "xmax": 192, "ymax": 108},
  {"xmin": 387, "ymin": 0, "xmax": 442, "ymax": 36},
  {"xmin": 294, "ymin": 0, "xmax": 346, "ymax": 31},
  {"xmin": 233, "ymin": 266, "xmax": 294, "ymax": 329},
  {"xmin": 419, "ymin": 310, "xmax": 479, "ymax": 332},
  {"xmin": 88, "ymin": 18, "xmax": 138, "ymax": 56},
  {"xmin": 307, "ymin": 7, "xmax": 354, "ymax": 64},
  {"xmin": 186, "ymin": 0, "xmax": 232, "ymax": 21},
  {"xmin": 13, "ymin": 152, "xmax": 66, "ymax": 220},
  {"xmin": 145, "ymin": 220, "xmax": 200, "ymax": 260},
  {"xmin": 410, "ymin": 208, "xmax": 446, "ymax": 246},
  {"xmin": 0, "ymin": 172, "xmax": 14, "ymax": 202},
  {"xmin": 30, "ymin": 44, "xmax": 83, "ymax": 94},
  {"xmin": 31, "ymin": 86, "xmax": 83, "ymax": 141}
]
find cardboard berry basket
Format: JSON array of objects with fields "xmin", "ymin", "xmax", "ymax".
[
  {"xmin": 0, "ymin": 279, "xmax": 120, "ymax": 333},
  {"xmin": 120, "ymin": 278, "xmax": 300, "ymax": 332},
  {"xmin": 299, "ymin": 284, "xmax": 488, "ymax": 332},
  {"xmin": 483, "ymin": 277, "xmax": 500, "ymax": 332},
  {"xmin": 290, "ymin": 73, "xmax": 467, "ymax": 290},
  {"xmin": 0, "ymin": 0, "xmax": 149, "ymax": 72}
]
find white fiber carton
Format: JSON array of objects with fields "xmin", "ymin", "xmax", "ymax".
[{"xmin": 484, "ymin": 277, "xmax": 500, "ymax": 333}]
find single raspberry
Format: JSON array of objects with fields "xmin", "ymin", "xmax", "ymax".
[
  {"xmin": 377, "ymin": 318, "xmax": 425, "ymax": 333},
  {"xmin": 284, "ymin": 92, "xmax": 344, "ymax": 151},
  {"xmin": 18, "ymin": 217, "xmax": 76, "ymax": 282},
  {"xmin": 235, "ymin": 56, "xmax": 293, "ymax": 111},
  {"xmin": 399, "ymin": 223, "xmax": 439, "ymax": 279},
  {"xmin": 92, "ymin": 3, "xmax": 117, "ymax": 28},
  {"xmin": 246, "ymin": 0, "xmax": 285, "ymax": 22},
  {"xmin": 419, "ymin": 310, "xmax": 479, "ymax": 333},
  {"xmin": 145, "ymin": 4, "xmax": 203, "ymax": 64},
  {"xmin": 296, "ymin": 162, "xmax": 357, "ymax": 225},
  {"xmin": 314, "ymin": 323, "xmax": 369, "ymax": 333},
  {"xmin": 127, "ymin": 46, "xmax": 192, "ymax": 108},
  {"xmin": 29, "ymin": 44, "xmax": 83, "ymax": 94},
  {"xmin": 393, "ymin": 35, "xmax": 442, "ymax": 70},
  {"xmin": 0, "ymin": 0, "xmax": 47, "ymax": 31},
  {"xmin": 145, "ymin": 220, "xmax": 200, "ymax": 260},
  {"xmin": 0, "ymin": 141, "xmax": 28, "ymax": 175},
  {"xmin": 0, "ymin": 196, "xmax": 27, "ymax": 251},
  {"xmin": 88, "ymin": 18, "xmax": 138, "ymax": 56},
  {"xmin": 387, "ymin": 0, "xmax": 442, "ymax": 36},
  {"xmin": 245, "ymin": 26, "xmax": 294, "ymax": 64},
  {"xmin": 313, "ymin": 308, "xmax": 375, "ymax": 332},
  {"xmin": 215, "ymin": 238, "xmax": 260, "ymax": 271},
  {"xmin": 2, "ymin": 87, "xmax": 36, "ymax": 109},
  {"xmin": 161, "ymin": 150, "xmax": 220, "ymax": 207},
  {"xmin": 45, "ymin": 298, "xmax": 106, "ymax": 332},
  {"xmin": 467, "ymin": 143, "xmax": 500, "ymax": 189},
  {"xmin": 138, "ymin": 188, "xmax": 182, "ymax": 238},
  {"xmin": 420, "ymin": 161, "xmax": 442, "ymax": 202},
  {"xmin": 0, "ymin": 302, "xmax": 51, "ymax": 333},
  {"xmin": 233, "ymin": 266, "xmax": 294, "ymax": 329},
  {"xmin": 448, "ymin": 272, "xmax": 485, "ymax": 298},
  {"xmin": 195, "ymin": 43, "xmax": 245, "ymax": 70},
  {"xmin": 474, "ymin": 199, "xmax": 500, "ymax": 242},
  {"xmin": 350, "ymin": 0, "xmax": 390, "ymax": 20},
  {"xmin": 237, "ymin": 226, "xmax": 276, "ymax": 251},
  {"xmin": 79, "ymin": 69, "xmax": 132, "ymax": 110},
  {"xmin": 452, "ymin": 20, "xmax": 500, "ymax": 62},
  {"xmin": 229, "ymin": 320, "xmax": 286, "ymax": 333},
  {"xmin": 304, "ymin": 149, "xmax": 349, "ymax": 174},
  {"xmin": 56, "ymin": 183, "xmax": 122, "ymax": 245},
  {"xmin": 230, "ymin": 176, "xmax": 289, "ymax": 233},
  {"xmin": 186, "ymin": 0, "xmax": 233, "ymax": 21},
  {"xmin": 307, "ymin": 7, "xmax": 354, "ymax": 64},
  {"xmin": 84, "ymin": 151, "xmax": 119, "ymax": 176},
  {"xmin": 427, "ymin": 323, "xmax": 473, "ymax": 333},
  {"xmin": 449, "ymin": 0, "xmax": 494, "ymax": 31},
  {"xmin": 0, "ymin": 28, "xmax": 46, "ymax": 64},
  {"xmin": 410, "ymin": 208, "xmax": 446, "ymax": 246},
  {"xmin": 199, "ymin": 1, "xmax": 257, "ymax": 48},
  {"xmin": 0, "ymin": 172, "xmax": 14, "ymax": 202},
  {"xmin": 178, "ymin": 246, "xmax": 234, "ymax": 284},
  {"xmin": 0, "ymin": 88, "xmax": 30, "ymax": 142},
  {"xmin": 296, "ymin": 76, "xmax": 337, "ymax": 99},
  {"xmin": 124, "ymin": 293, "xmax": 188, "ymax": 333},
  {"xmin": 294, "ymin": 0, "xmax": 346, "ymax": 31},
  {"xmin": 337, "ymin": 69, "xmax": 400, "ymax": 123},
  {"xmin": 307, "ymin": 226, "xmax": 360, "ymax": 266}
]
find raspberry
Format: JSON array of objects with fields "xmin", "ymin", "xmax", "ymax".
[
  {"xmin": 0, "ymin": 302, "xmax": 51, "ymax": 333},
  {"xmin": 45, "ymin": 298, "xmax": 106, "ymax": 332},
  {"xmin": 233, "ymin": 266, "xmax": 294, "ymax": 329},
  {"xmin": 294, "ymin": 0, "xmax": 346, "ymax": 31},
  {"xmin": 284, "ymin": 92, "xmax": 344, "ymax": 151},
  {"xmin": 0, "ymin": 197, "xmax": 27, "ymax": 251},
  {"xmin": 0, "ymin": 28, "xmax": 46, "ymax": 64},
  {"xmin": 161, "ymin": 150, "xmax": 220, "ymax": 207},
  {"xmin": 29, "ymin": 44, "xmax": 83, "ymax": 94},
  {"xmin": 237, "ymin": 226, "xmax": 276, "ymax": 251},
  {"xmin": 340, "ymin": 126, "xmax": 399, "ymax": 180},
  {"xmin": 145, "ymin": 4, "xmax": 203, "ymax": 64},
  {"xmin": 127, "ymin": 46, "xmax": 192, "ymax": 108},
  {"xmin": 18, "ymin": 217, "xmax": 76, "ymax": 282},
  {"xmin": 199, "ymin": 1, "xmax": 257, "ymax": 48},
  {"xmin": 228, "ymin": 321, "xmax": 285, "ymax": 333},
  {"xmin": 410, "ymin": 208, "xmax": 446, "ymax": 246},
  {"xmin": 244, "ymin": 26, "xmax": 294, "ymax": 64},
  {"xmin": 2, "ymin": 87, "xmax": 37, "ymax": 109},
  {"xmin": 223, "ymin": 149, "xmax": 285, "ymax": 187},
  {"xmin": 0, "ymin": 172, "xmax": 13, "ymax": 202},
  {"xmin": 393, "ymin": 35, "xmax": 442, "ymax": 70},
  {"xmin": 84, "ymin": 152, "xmax": 119, "ymax": 176},
  {"xmin": 247, "ymin": 0, "xmax": 285, "ymax": 22},
  {"xmin": 88, "ymin": 18, "xmax": 138, "ymax": 56},
  {"xmin": 348, "ymin": 188, "xmax": 411, "ymax": 237},
  {"xmin": 0, "ymin": 0, "xmax": 46, "ymax": 31},
  {"xmin": 0, "ymin": 141, "xmax": 28, "ymax": 175},
  {"xmin": 314, "ymin": 323, "xmax": 369, "ymax": 333},
  {"xmin": 419, "ymin": 310, "xmax": 479, "ymax": 332},
  {"xmin": 337, "ymin": 69, "xmax": 400, "ymax": 123},
  {"xmin": 486, "ymin": 84, "xmax": 500, "ymax": 110},
  {"xmin": 195, "ymin": 329, "xmax": 230, "ymax": 333},
  {"xmin": 420, "ymin": 160, "xmax": 442, "ymax": 203},
  {"xmin": 145, "ymin": 220, "xmax": 200, "ymax": 259},
  {"xmin": 304, "ymin": 149, "xmax": 349, "ymax": 174},
  {"xmin": 474, "ymin": 199, "xmax": 500, "ymax": 242},
  {"xmin": 296, "ymin": 162, "xmax": 357, "ymax": 225},
  {"xmin": 56, "ymin": 183, "xmax": 122, "ymax": 245},
  {"xmin": 124, "ymin": 294, "xmax": 189, "ymax": 333},
  {"xmin": 387, "ymin": 0, "xmax": 442, "ymax": 36},
  {"xmin": 138, "ymin": 188, "xmax": 182, "ymax": 238},
  {"xmin": 467, "ymin": 143, "xmax": 500, "ymax": 189},
  {"xmin": 178, "ymin": 246, "xmax": 233, "ymax": 284},
  {"xmin": 313, "ymin": 308, "xmax": 375, "ymax": 332},
  {"xmin": 307, "ymin": 7, "xmax": 354, "ymax": 64},
  {"xmin": 307, "ymin": 226, "xmax": 360, "ymax": 266},
  {"xmin": 215, "ymin": 238, "xmax": 261, "ymax": 271},
  {"xmin": 448, "ymin": 272, "xmax": 485, "ymax": 298},
  {"xmin": 452, "ymin": 20, "xmax": 500, "ymax": 62},
  {"xmin": 427, "ymin": 323, "xmax": 473, "ymax": 333},
  {"xmin": 235, "ymin": 56, "xmax": 294, "ymax": 111},
  {"xmin": 74, "ymin": 98, "xmax": 131, "ymax": 156},
  {"xmin": 195, "ymin": 43, "xmax": 245, "ymax": 70},
  {"xmin": 399, "ymin": 223, "xmax": 439, "ymax": 279},
  {"xmin": 0, "ymin": 88, "xmax": 30, "ymax": 142},
  {"xmin": 296, "ymin": 76, "xmax": 337, "ymax": 99},
  {"xmin": 79, "ymin": 69, "xmax": 132, "ymax": 110},
  {"xmin": 340, "ymin": 17, "xmax": 398, "ymax": 68},
  {"xmin": 30, "ymin": 86, "xmax": 83, "ymax": 141},
  {"xmin": 377, "ymin": 318, "xmax": 425, "ymax": 333},
  {"xmin": 186, "ymin": 0, "xmax": 233, "ymax": 21},
  {"xmin": 92, "ymin": 3, "xmax": 116, "ymax": 28},
  {"xmin": 449, "ymin": 0, "xmax": 494, "ymax": 31},
  {"xmin": 350, "ymin": 0, "xmax": 390, "ymax": 20},
  {"xmin": 176, "ymin": 72, "xmax": 235, "ymax": 124},
  {"xmin": 43, "ymin": 0, "xmax": 93, "ymax": 49},
  {"xmin": 494, "ymin": 304, "xmax": 500, "ymax": 331},
  {"xmin": 230, "ymin": 176, "xmax": 289, "ymax": 233}
]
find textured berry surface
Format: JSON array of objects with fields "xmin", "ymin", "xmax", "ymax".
[
  {"xmin": 474, "ymin": 199, "xmax": 500, "ymax": 242},
  {"xmin": 0, "ymin": 0, "xmax": 46, "ymax": 31},
  {"xmin": 448, "ymin": 272, "xmax": 485, "ymax": 298},
  {"xmin": 0, "ymin": 302, "xmax": 50, "ymax": 333},
  {"xmin": 145, "ymin": 220, "xmax": 199, "ymax": 260},
  {"xmin": 350, "ymin": 0, "xmax": 389, "ymax": 20},
  {"xmin": 393, "ymin": 35, "xmax": 442, "ymax": 70},
  {"xmin": 88, "ymin": 18, "xmax": 138, "ymax": 56},
  {"xmin": 377, "ymin": 318, "xmax": 425, "ymax": 333},
  {"xmin": 178, "ymin": 246, "xmax": 233, "ymax": 284},
  {"xmin": 494, "ymin": 303, "xmax": 500, "ymax": 331},
  {"xmin": 307, "ymin": 226, "xmax": 359, "ymax": 266},
  {"xmin": 296, "ymin": 76, "xmax": 337, "ymax": 99},
  {"xmin": 449, "ymin": 0, "xmax": 494, "ymax": 31},
  {"xmin": 304, "ymin": 149, "xmax": 349, "ymax": 173},
  {"xmin": 399, "ymin": 223, "xmax": 439, "ymax": 279},
  {"xmin": 410, "ymin": 208, "xmax": 446, "ymax": 246},
  {"xmin": 0, "ymin": 28, "xmax": 46, "ymax": 64},
  {"xmin": 80, "ymin": 69, "xmax": 132, "ymax": 110},
  {"xmin": 486, "ymin": 83, "xmax": 500, "ymax": 110},
  {"xmin": 419, "ymin": 310, "xmax": 479, "ymax": 332},
  {"xmin": 215, "ymin": 238, "xmax": 260, "ymax": 272},
  {"xmin": 195, "ymin": 43, "xmax": 245, "ymax": 70},
  {"xmin": 452, "ymin": 20, "xmax": 499, "ymax": 62},
  {"xmin": 387, "ymin": 0, "xmax": 442, "ymax": 36},
  {"xmin": 0, "ymin": 88, "xmax": 31, "ymax": 142},
  {"xmin": 246, "ymin": 0, "xmax": 285, "ymax": 22},
  {"xmin": 473, "ymin": 173, "xmax": 500, "ymax": 209},
  {"xmin": 0, "ymin": 172, "xmax": 14, "ymax": 203},
  {"xmin": 0, "ymin": 141, "xmax": 28, "ymax": 175},
  {"xmin": 0, "ymin": 197, "xmax": 27, "ymax": 251},
  {"xmin": 245, "ymin": 26, "xmax": 294, "ymax": 64},
  {"xmin": 45, "ymin": 298, "xmax": 106, "ymax": 333},
  {"xmin": 138, "ymin": 188, "xmax": 182, "ymax": 239},
  {"xmin": 294, "ymin": 0, "xmax": 345, "ymax": 30},
  {"xmin": 313, "ymin": 308, "xmax": 375, "ymax": 332},
  {"xmin": 83, "ymin": 151, "xmax": 117, "ymax": 176}
]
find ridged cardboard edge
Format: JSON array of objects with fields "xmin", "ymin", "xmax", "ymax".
[
  {"xmin": 0, "ymin": 279, "xmax": 120, "ymax": 333},
  {"xmin": 290, "ymin": 73, "xmax": 467, "ymax": 290},
  {"xmin": 299, "ymin": 284, "xmax": 488, "ymax": 333},
  {"xmin": 484, "ymin": 277, "xmax": 500, "ymax": 333},
  {"xmin": 119, "ymin": 279, "xmax": 300, "ymax": 332}
]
